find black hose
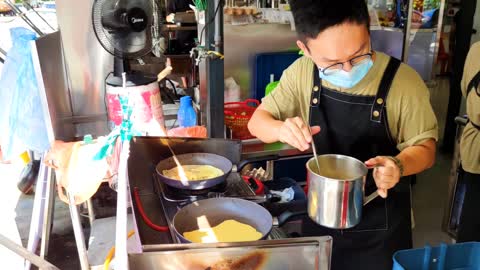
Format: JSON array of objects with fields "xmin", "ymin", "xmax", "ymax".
[{"xmin": 165, "ymin": 78, "xmax": 179, "ymax": 100}]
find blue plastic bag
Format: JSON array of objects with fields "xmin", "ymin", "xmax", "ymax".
[{"xmin": 0, "ymin": 28, "xmax": 50, "ymax": 159}]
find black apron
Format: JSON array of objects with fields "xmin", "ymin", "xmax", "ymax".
[{"xmin": 303, "ymin": 57, "xmax": 413, "ymax": 270}]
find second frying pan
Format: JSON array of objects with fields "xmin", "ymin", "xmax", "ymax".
[
  {"xmin": 172, "ymin": 197, "xmax": 273, "ymax": 243},
  {"xmin": 156, "ymin": 153, "xmax": 233, "ymax": 190}
]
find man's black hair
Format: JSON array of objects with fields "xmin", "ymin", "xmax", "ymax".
[{"xmin": 290, "ymin": 0, "xmax": 370, "ymax": 42}]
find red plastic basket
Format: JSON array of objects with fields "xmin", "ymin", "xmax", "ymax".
[{"xmin": 224, "ymin": 99, "xmax": 260, "ymax": 140}]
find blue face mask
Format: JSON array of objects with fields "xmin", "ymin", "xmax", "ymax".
[{"xmin": 319, "ymin": 59, "xmax": 373, "ymax": 89}]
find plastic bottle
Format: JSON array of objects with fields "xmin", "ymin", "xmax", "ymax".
[{"xmin": 177, "ymin": 96, "xmax": 197, "ymax": 127}]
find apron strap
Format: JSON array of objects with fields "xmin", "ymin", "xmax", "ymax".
[
  {"xmin": 309, "ymin": 66, "xmax": 322, "ymax": 126},
  {"xmin": 370, "ymin": 57, "xmax": 401, "ymax": 123},
  {"xmin": 308, "ymin": 64, "xmax": 331, "ymax": 154},
  {"xmin": 466, "ymin": 71, "xmax": 480, "ymax": 130},
  {"xmin": 467, "ymin": 119, "xmax": 480, "ymax": 130},
  {"xmin": 467, "ymin": 70, "xmax": 480, "ymax": 97},
  {"xmin": 310, "ymin": 66, "xmax": 322, "ymax": 108}
]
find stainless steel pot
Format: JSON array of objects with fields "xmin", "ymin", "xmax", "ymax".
[{"xmin": 306, "ymin": 154, "xmax": 379, "ymax": 229}]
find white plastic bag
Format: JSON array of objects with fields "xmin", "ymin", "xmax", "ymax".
[
  {"xmin": 224, "ymin": 77, "xmax": 241, "ymax": 102},
  {"xmin": 45, "ymin": 140, "xmax": 108, "ymax": 205}
]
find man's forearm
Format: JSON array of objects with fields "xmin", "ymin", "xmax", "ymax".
[
  {"xmin": 396, "ymin": 139, "xmax": 436, "ymax": 176},
  {"xmin": 248, "ymin": 108, "xmax": 283, "ymax": 143}
]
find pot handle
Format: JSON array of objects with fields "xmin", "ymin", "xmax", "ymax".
[
  {"xmin": 236, "ymin": 154, "xmax": 279, "ymax": 171},
  {"xmin": 366, "ymin": 164, "xmax": 388, "ymax": 199},
  {"xmin": 273, "ymin": 210, "xmax": 307, "ymax": 227},
  {"xmin": 364, "ymin": 190, "xmax": 379, "ymax": 206}
]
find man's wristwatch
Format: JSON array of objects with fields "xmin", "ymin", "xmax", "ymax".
[{"xmin": 386, "ymin": 156, "xmax": 404, "ymax": 177}]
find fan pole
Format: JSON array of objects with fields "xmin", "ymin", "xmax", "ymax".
[{"xmin": 113, "ymin": 57, "xmax": 130, "ymax": 78}]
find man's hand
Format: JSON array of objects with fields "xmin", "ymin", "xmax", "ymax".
[
  {"xmin": 365, "ymin": 156, "xmax": 401, "ymax": 198},
  {"xmin": 166, "ymin": 13, "xmax": 175, "ymax": 23},
  {"xmin": 277, "ymin": 117, "xmax": 320, "ymax": 151}
]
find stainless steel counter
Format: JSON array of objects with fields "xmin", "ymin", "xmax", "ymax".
[{"xmin": 129, "ymin": 237, "xmax": 332, "ymax": 270}]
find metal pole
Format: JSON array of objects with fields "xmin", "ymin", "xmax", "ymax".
[
  {"xmin": 214, "ymin": 0, "xmax": 223, "ymax": 54},
  {"xmin": 401, "ymin": 0, "xmax": 414, "ymax": 62},
  {"xmin": 5, "ymin": 0, "xmax": 45, "ymax": 36},
  {"xmin": 0, "ymin": 46, "xmax": 5, "ymax": 63},
  {"xmin": 0, "ymin": 234, "xmax": 60, "ymax": 270},
  {"xmin": 115, "ymin": 140, "xmax": 131, "ymax": 270},
  {"xmin": 68, "ymin": 193, "xmax": 90, "ymax": 270},
  {"xmin": 206, "ymin": 0, "xmax": 224, "ymax": 138},
  {"xmin": 432, "ymin": 0, "xmax": 447, "ymax": 80},
  {"xmin": 86, "ymin": 198, "xmax": 95, "ymax": 227},
  {"xmin": 25, "ymin": 156, "xmax": 48, "ymax": 270},
  {"xmin": 22, "ymin": 1, "xmax": 56, "ymax": 31},
  {"xmin": 40, "ymin": 167, "xmax": 55, "ymax": 258}
]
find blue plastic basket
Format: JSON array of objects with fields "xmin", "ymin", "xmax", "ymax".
[{"xmin": 393, "ymin": 242, "xmax": 480, "ymax": 270}]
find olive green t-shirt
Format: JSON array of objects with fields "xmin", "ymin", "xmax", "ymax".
[
  {"xmin": 261, "ymin": 52, "xmax": 438, "ymax": 152},
  {"xmin": 460, "ymin": 42, "xmax": 480, "ymax": 174}
]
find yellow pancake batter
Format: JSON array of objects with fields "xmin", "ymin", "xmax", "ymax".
[
  {"xmin": 162, "ymin": 165, "xmax": 223, "ymax": 181},
  {"xmin": 183, "ymin": 220, "xmax": 262, "ymax": 243}
]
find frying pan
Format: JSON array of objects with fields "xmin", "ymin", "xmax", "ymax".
[
  {"xmin": 173, "ymin": 197, "xmax": 273, "ymax": 243},
  {"xmin": 156, "ymin": 153, "xmax": 233, "ymax": 190}
]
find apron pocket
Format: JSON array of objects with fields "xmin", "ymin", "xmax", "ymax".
[{"xmin": 343, "ymin": 196, "xmax": 389, "ymax": 232}]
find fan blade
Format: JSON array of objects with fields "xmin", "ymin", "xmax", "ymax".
[
  {"xmin": 101, "ymin": 8, "xmax": 129, "ymax": 31},
  {"xmin": 92, "ymin": 0, "xmax": 154, "ymax": 59}
]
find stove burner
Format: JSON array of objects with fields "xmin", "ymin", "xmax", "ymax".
[
  {"xmin": 153, "ymin": 172, "xmax": 255, "ymax": 203},
  {"xmin": 172, "ymin": 181, "xmax": 227, "ymax": 195},
  {"xmin": 159, "ymin": 179, "xmax": 228, "ymax": 202}
]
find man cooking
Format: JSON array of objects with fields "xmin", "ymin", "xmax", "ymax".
[{"xmin": 248, "ymin": 0, "xmax": 438, "ymax": 269}]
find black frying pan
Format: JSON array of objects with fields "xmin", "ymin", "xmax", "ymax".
[
  {"xmin": 172, "ymin": 197, "xmax": 273, "ymax": 243},
  {"xmin": 156, "ymin": 153, "xmax": 233, "ymax": 190}
]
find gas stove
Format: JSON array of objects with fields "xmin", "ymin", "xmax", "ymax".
[
  {"xmin": 152, "ymin": 171, "xmax": 276, "ymax": 243},
  {"xmin": 128, "ymin": 137, "xmax": 297, "ymax": 245},
  {"xmin": 126, "ymin": 137, "xmax": 332, "ymax": 270}
]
